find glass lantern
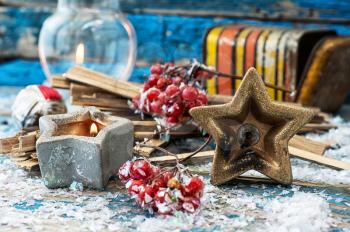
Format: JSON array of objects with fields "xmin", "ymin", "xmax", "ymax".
[{"xmin": 39, "ymin": 0, "xmax": 136, "ymax": 81}]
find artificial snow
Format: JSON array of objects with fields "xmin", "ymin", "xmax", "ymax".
[
  {"xmin": 0, "ymin": 157, "xmax": 344, "ymax": 231},
  {"xmin": 0, "ymin": 88, "xmax": 349, "ymax": 231}
]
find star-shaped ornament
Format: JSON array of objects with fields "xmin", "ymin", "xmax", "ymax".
[{"xmin": 190, "ymin": 68, "xmax": 315, "ymax": 185}]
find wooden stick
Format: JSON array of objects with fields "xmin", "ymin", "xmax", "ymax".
[
  {"xmin": 8, "ymin": 151, "xmax": 33, "ymax": 158},
  {"xmin": 11, "ymin": 156, "xmax": 31, "ymax": 162},
  {"xmin": 151, "ymin": 149, "xmax": 350, "ymax": 170},
  {"xmin": 134, "ymin": 130, "xmax": 201, "ymax": 140},
  {"xmin": 298, "ymin": 123, "xmax": 337, "ymax": 133},
  {"xmin": 0, "ymin": 130, "xmax": 39, "ymax": 154},
  {"xmin": 134, "ymin": 139, "xmax": 168, "ymax": 157},
  {"xmin": 18, "ymin": 131, "xmax": 37, "ymax": 152},
  {"xmin": 70, "ymin": 82, "xmax": 103, "ymax": 96},
  {"xmin": 289, "ymin": 135, "xmax": 330, "ymax": 155},
  {"xmin": 150, "ymin": 150, "xmax": 213, "ymax": 166},
  {"xmin": 190, "ymin": 171, "xmax": 350, "ymax": 189},
  {"xmin": 289, "ymin": 146, "xmax": 350, "ymax": 170},
  {"xmin": 0, "ymin": 135, "xmax": 19, "ymax": 154},
  {"xmin": 51, "ymin": 75, "xmax": 70, "ymax": 89},
  {"xmin": 14, "ymin": 158, "xmax": 39, "ymax": 172},
  {"xmin": 71, "ymin": 94, "xmax": 129, "ymax": 109},
  {"xmin": 132, "ymin": 120, "xmax": 158, "ymax": 132},
  {"xmin": 64, "ymin": 66, "xmax": 140, "ymax": 99}
]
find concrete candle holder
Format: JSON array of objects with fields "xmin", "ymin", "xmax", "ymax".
[{"xmin": 36, "ymin": 108, "xmax": 133, "ymax": 189}]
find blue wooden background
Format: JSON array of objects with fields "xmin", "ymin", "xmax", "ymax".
[{"xmin": 0, "ymin": 0, "xmax": 350, "ymax": 85}]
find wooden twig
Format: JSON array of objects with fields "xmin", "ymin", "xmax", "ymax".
[
  {"xmin": 134, "ymin": 130, "xmax": 201, "ymax": 140},
  {"xmin": 289, "ymin": 147, "xmax": 350, "ymax": 170},
  {"xmin": 132, "ymin": 120, "xmax": 158, "ymax": 132},
  {"xmin": 51, "ymin": 75, "xmax": 70, "ymax": 89},
  {"xmin": 18, "ymin": 131, "xmax": 38, "ymax": 152},
  {"xmin": 151, "ymin": 148, "xmax": 350, "ymax": 170},
  {"xmin": 0, "ymin": 130, "xmax": 39, "ymax": 171},
  {"xmin": 134, "ymin": 139, "xmax": 168, "ymax": 157},
  {"xmin": 150, "ymin": 150, "xmax": 213, "ymax": 166},
  {"xmin": 14, "ymin": 158, "xmax": 39, "ymax": 172},
  {"xmin": 0, "ymin": 134, "xmax": 19, "ymax": 154},
  {"xmin": 188, "ymin": 171, "xmax": 350, "ymax": 189},
  {"xmin": 70, "ymin": 83, "xmax": 130, "ymax": 109},
  {"xmin": 289, "ymin": 135, "xmax": 330, "ymax": 155},
  {"xmin": 64, "ymin": 66, "xmax": 140, "ymax": 99},
  {"xmin": 298, "ymin": 123, "xmax": 337, "ymax": 133}
]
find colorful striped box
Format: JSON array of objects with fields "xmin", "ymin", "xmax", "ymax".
[{"xmin": 203, "ymin": 25, "xmax": 336, "ymax": 102}]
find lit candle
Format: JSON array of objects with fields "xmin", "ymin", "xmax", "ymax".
[
  {"xmin": 90, "ymin": 122, "xmax": 98, "ymax": 137},
  {"xmin": 36, "ymin": 108, "xmax": 134, "ymax": 189},
  {"xmin": 75, "ymin": 43, "xmax": 85, "ymax": 65}
]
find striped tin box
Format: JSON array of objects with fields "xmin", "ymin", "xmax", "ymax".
[{"xmin": 203, "ymin": 25, "xmax": 336, "ymax": 102}]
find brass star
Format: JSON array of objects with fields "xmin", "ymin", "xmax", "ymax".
[{"xmin": 190, "ymin": 68, "xmax": 315, "ymax": 185}]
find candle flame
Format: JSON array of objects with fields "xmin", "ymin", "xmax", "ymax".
[
  {"xmin": 90, "ymin": 123, "xmax": 98, "ymax": 136},
  {"xmin": 76, "ymin": 43, "xmax": 85, "ymax": 65}
]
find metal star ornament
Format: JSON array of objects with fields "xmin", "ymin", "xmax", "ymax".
[{"xmin": 190, "ymin": 68, "xmax": 315, "ymax": 185}]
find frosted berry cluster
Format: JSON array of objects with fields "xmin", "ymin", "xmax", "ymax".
[
  {"xmin": 118, "ymin": 159, "xmax": 204, "ymax": 215},
  {"xmin": 131, "ymin": 63, "xmax": 211, "ymax": 126}
]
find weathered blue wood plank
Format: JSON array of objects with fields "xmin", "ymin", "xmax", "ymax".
[
  {"xmin": 0, "ymin": 7, "xmax": 51, "ymax": 58},
  {"xmin": 0, "ymin": 59, "xmax": 148, "ymax": 86},
  {"xmin": 0, "ymin": 5, "xmax": 350, "ymax": 62},
  {"xmin": 0, "ymin": 60, "xmax": 46, "ymax": 86},
  {"xmin": 2, "ymin": 0, "xmax": 350, "ymax": 22}
]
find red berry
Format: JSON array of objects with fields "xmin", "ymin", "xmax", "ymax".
[
  {"xmin": 147, "ymin": 88, "xmax": 160, "ymax": 102},
  {"xmin": 165, "ymin": 84, "xmax": 180, "ymax": 98},
  {"xmin": 197, "ymin": 93, "xmax": 208, "ymax": 105},
  {"xmin": 150, "ymin": 100, "xmax": 163, "ymax": 114},
  {"xmin": 186, "ymin": 101, "xmax": 197, "ymax": 110},
  {"xmin": 139, "ymin": 185, "xmax": 156, "ymax": 205},
  {"xmin": 156, "ymin": 204, "xmax": 174, "ymax": 215},
  {"xmin": 140, "ymin": 98, "xmax": 150, "ymax": 112},
  {"xmin": 182, "ymin": 86, "xmax": 198, "ymax": 101},
  {"xmin": 167, "ymin": 177, "xmax": 182, "ymax": 189},
  {"xmin": 152, "ymin": 178, "xmax": 167, "ymax": 191},
  {"xmin": 143, "ymin": 82, "xmax": 152, "ymax": 91},
  {"xmin": 166, "ymin": 102, "xmax": 183, "ymax": 118},
  {"xmin": 172, "ymin": 76, "xmax": 183, "ymax": 85},
  {"xmin": 132, "ymin": 95, "xmax": 140, "ymax": 109},
  {"xmin": 156, "ymin": 77, "xmax": 168, "ymax": 89},
  {"xmin": 130, "ymin": 159, "xmax": 153, "ymax": 180},
  {"xmin": 126, "ymin": 179, "xmax": 144, "ymax": 195},
  {"xmin": 150, "ymin": 64, "xmax": 163, "ymax": 75},
  {"xmin": 183, "ymin": 176, "xmax": 204, "ymax": 197},
  {"xmin": 157, "ymin": 92, "xmax": 167, "ymax": 104},
  {"xmin": 162, "ymin": 171, "xmax": 174, "ymax": 183},
  {"xmin": 181, "ymin": 197, "xmax": 201, "ymax": 213},
  {"xmin": 152, "ymin": 166, "xmax": 161, "ymax": 176},
  {"xmin": 154, "ymin": 188, "xmax": 175, "ymax": 204},
  {"xmin": 154, "ymin": 188, "xmax": 166, "ymax": 204},
  {"xmin": 118, "ymin": 161, "xmax": 133, "ymax": 182},
  {"xmin": 148, "ymin": 74, "xmax": 160, "ymax": 86},
  {"xmin": 166, "ymin": 116, "xmax": 178, "ymax": 124},
  {"xmin": 151, "ymin": 170, "xmax": 173, "ymax": 191}
]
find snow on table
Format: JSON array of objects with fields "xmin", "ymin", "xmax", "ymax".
[{"xmin": 0, "ymin": 87, "xmax": 349, "ymax": 231}]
